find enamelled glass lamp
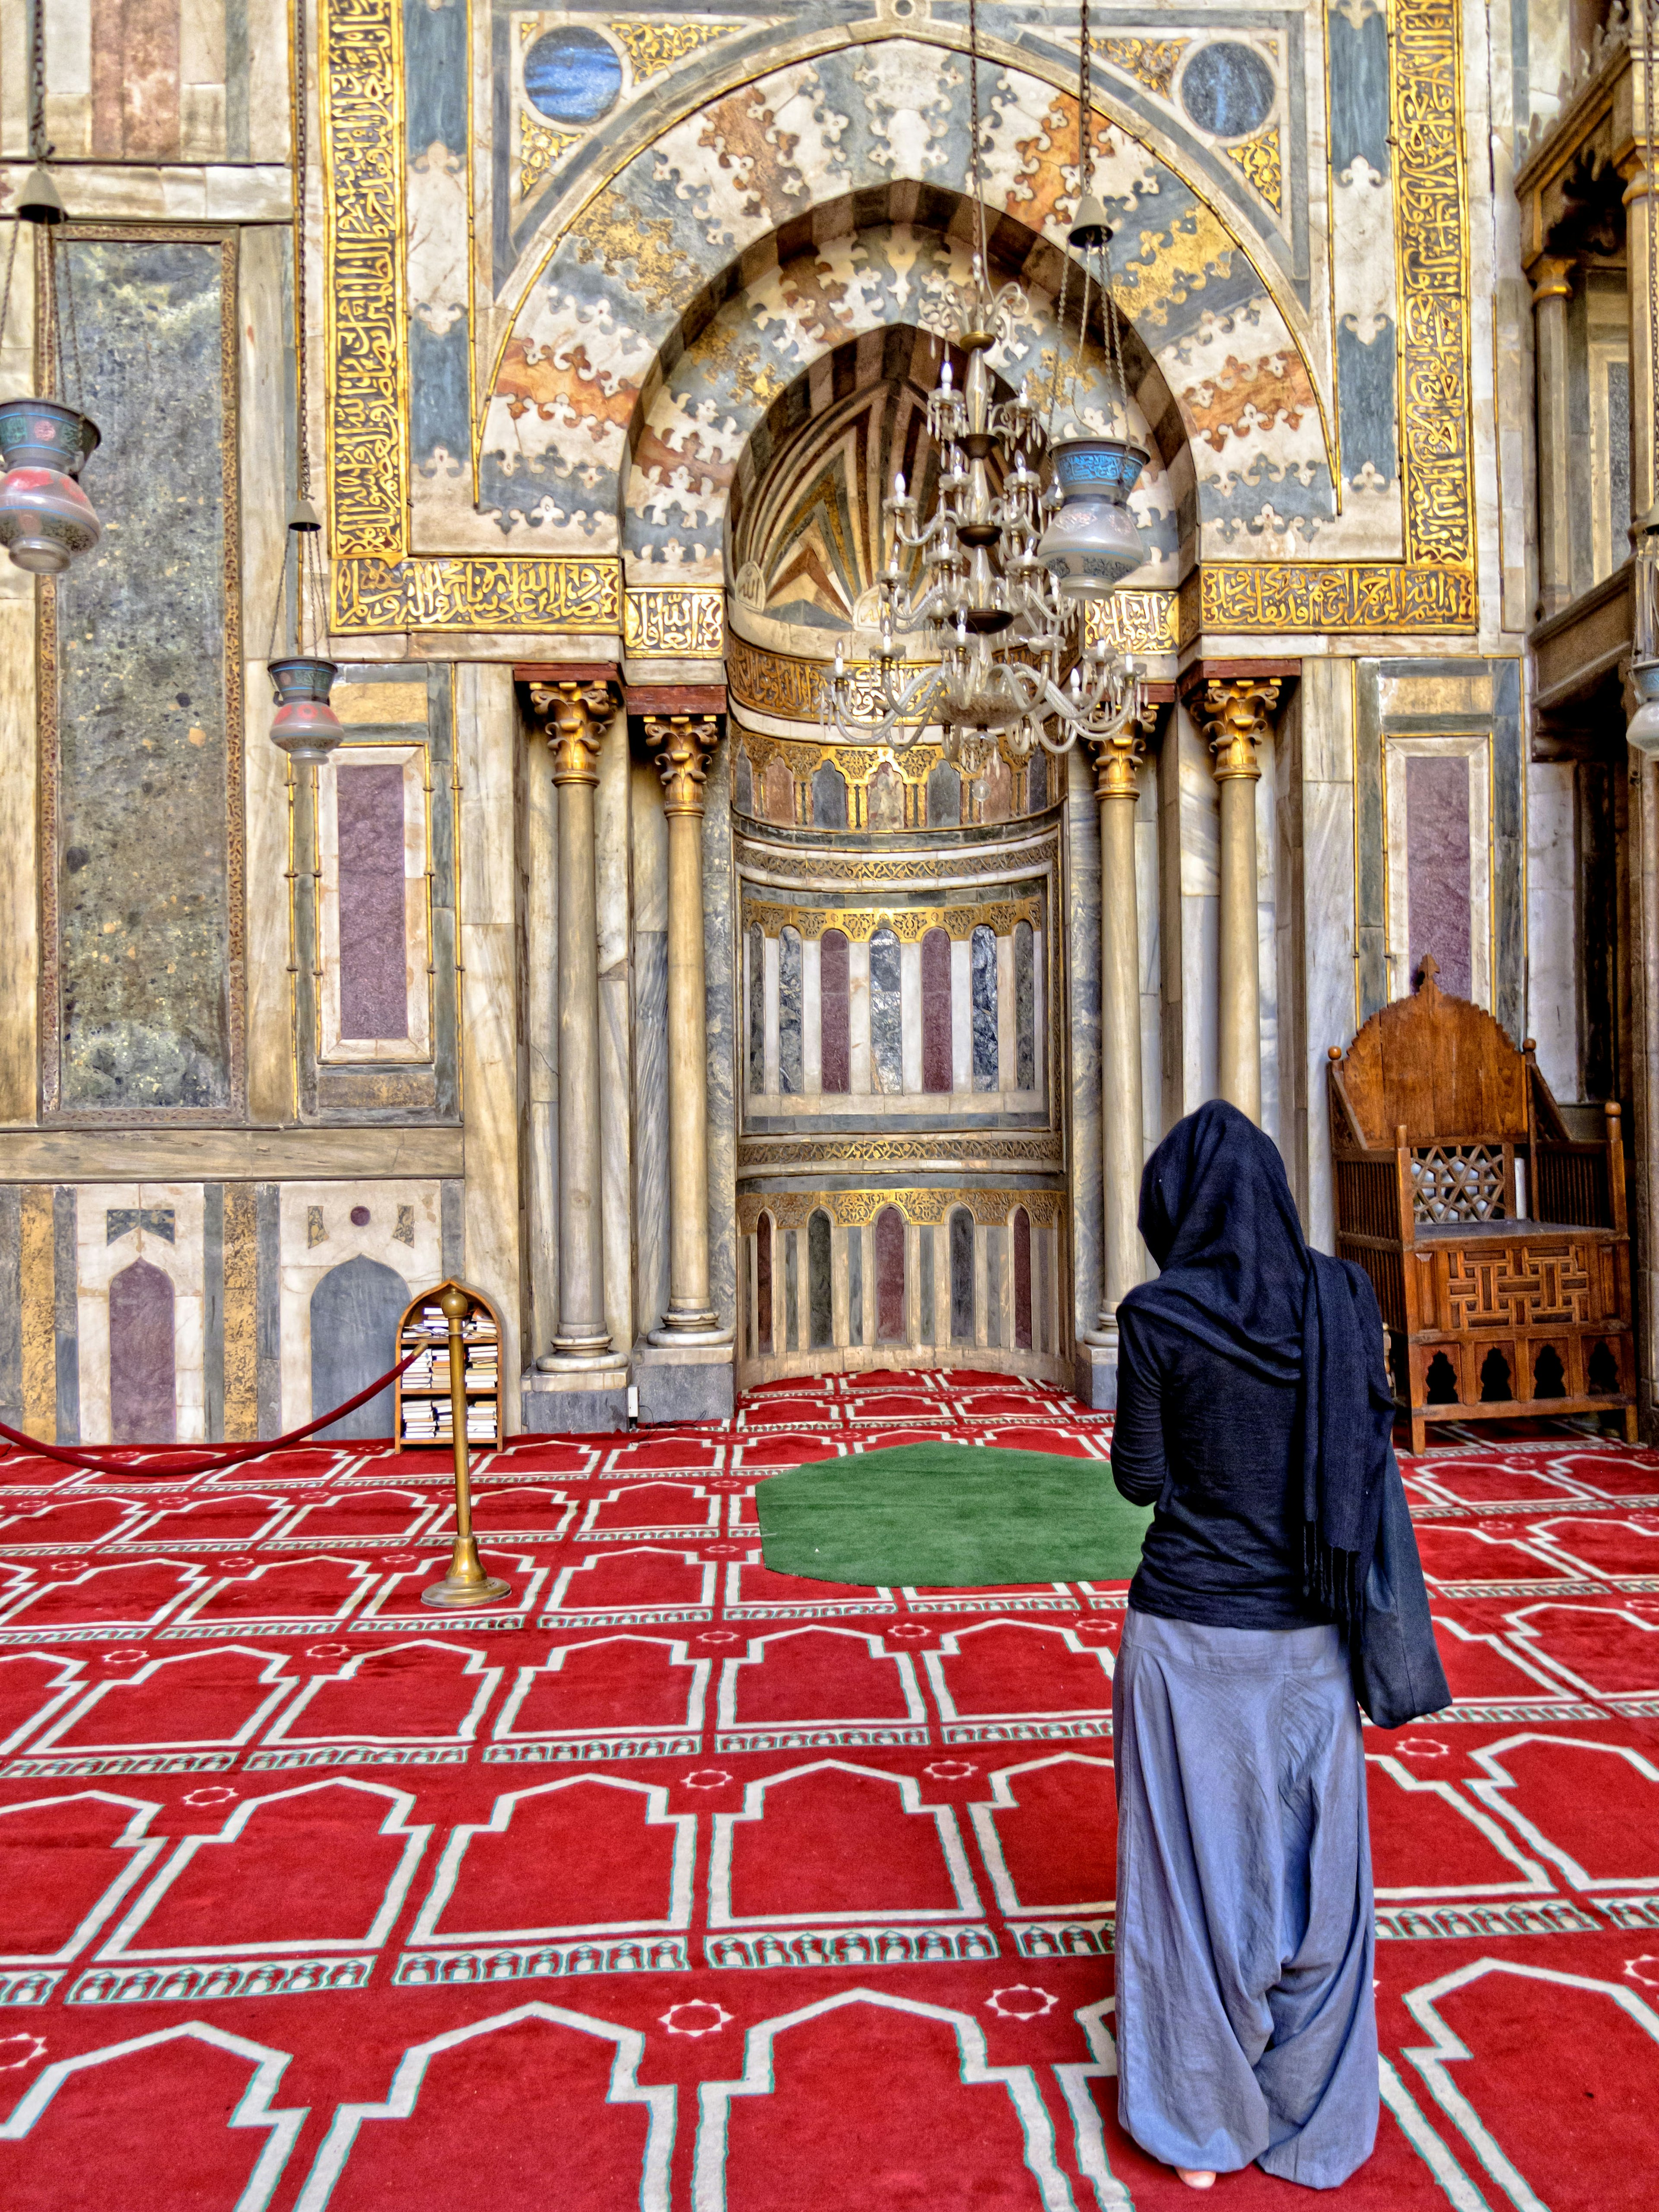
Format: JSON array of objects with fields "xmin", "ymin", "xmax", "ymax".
[
  {"xmin": 265, "ymin": 0, "xmax": 343, "ymax": 766},
  {"xmin": 0, "ymin": 161, "xmax": 103, "ymax": 575}
]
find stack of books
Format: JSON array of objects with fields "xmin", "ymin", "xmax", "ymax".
[{"xmin": 402, "ymin": 1399, "xmax": 441, "ymax": 1443}]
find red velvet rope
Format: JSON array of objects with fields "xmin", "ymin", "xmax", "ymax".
[{"xmin": 0, "ymin": 1344, "xmax": 428, "ymax": 1478}]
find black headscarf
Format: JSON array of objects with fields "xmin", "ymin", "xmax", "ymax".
[{"xmin": 1124, "ymin": 1100, "xmax": 1396, "ymax": 1623}]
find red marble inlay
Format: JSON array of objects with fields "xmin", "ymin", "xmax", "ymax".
[
  {"xmin": 876, "ymin": 1206, "xmax": 906, "ymax": 1343},
  {"xmin": 820, "ymin": 928, "xmax": 850, "ymax": 1093}
]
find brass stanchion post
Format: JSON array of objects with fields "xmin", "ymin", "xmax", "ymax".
[{"xmin": 422, "ymin": 1284, "xmax": 510, "ymax": 1608}]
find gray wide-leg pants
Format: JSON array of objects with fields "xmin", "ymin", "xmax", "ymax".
[{"xmin": 1112, "ymin": 1608, "xmax": 1378, "ymax": 2189}]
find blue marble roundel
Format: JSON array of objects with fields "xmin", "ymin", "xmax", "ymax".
[
  {"xmin": 523, "ymin": 27, "xmax": 623, "ymax": 125},
  {"xmin": 1179, "ymin": 42, "xmax": 1276, "ymax": 140}
]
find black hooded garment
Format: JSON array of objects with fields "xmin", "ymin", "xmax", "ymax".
[{"xmin": 1110, "ymin": 1100, "xmax": 1395, "ymax": 1632}]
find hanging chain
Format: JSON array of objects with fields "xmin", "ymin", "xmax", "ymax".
[
  {"xmin": 1044, "ymin": 249, "xmax": 1071, "ymax": 442},
  {"xmin": 55, "ymin": 229, "xmax": 83, "ymax": 410},
  {"xmin": 1647, "ymin": 0, "xmax": 1659, "ymax": 515},
  {"xmin": 265, "ymin": 538, "xmax": 289, "ymax": 662},
  {"xmin": 0, "ymin": 219, "xmax": 18, "ymax": 365},
  {"xmin": 967, "ymin": 0, "xmax": 989, "ymax": 282},
  {"xmin": 293, "ymin": 0, "xmax": 311, "ymax": 502},
  {"xmin": 27, "ymin": 0, "xmax": 67, "ymax": 403},
  {"xmin": 28, "ymin": 0, "xmax": 46, "ymax": 160},
  {"xmin": 1079, "ymin": 0, "xmax": 1092, "ymax": 194}
]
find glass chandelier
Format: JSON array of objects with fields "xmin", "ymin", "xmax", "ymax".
[
  {"xmin": 825, "ymin": 0, "xmax": 1144, "ymax": 775},
  {"xmin": 0, "ymin": 11, "xmax": 104, "ymax": 577}
]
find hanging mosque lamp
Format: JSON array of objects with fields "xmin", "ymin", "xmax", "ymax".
[
  {"xmin": 264, "ymin": 0, "xmax": 343, "ymax": 766},
  {"xmin": 0, "ymin": 163, "xmax": 103, "ymax": 575}
]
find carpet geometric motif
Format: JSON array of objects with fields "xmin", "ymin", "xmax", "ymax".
[{"xmin": 0, "ymin": 1370, "xmax": 1656, "ymax": 2209}]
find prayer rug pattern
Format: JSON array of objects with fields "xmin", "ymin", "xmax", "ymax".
[{"xmin": 0, "ymin": 1371, "xmax": 1655, "ymax": 2209}]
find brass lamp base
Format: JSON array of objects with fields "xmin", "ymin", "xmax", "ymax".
[{"xmin": 421, "ymin": 1538, "xmax": 510, "ymax": 1610}]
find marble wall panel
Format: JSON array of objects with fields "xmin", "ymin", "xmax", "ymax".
[
  {"xmin": 1528, "ymin": 761, "xmax": 1579, "ymax": 1107},
  {"xmin": 38, "ymin": 0, "xmax": 286, "ymax": 163},
  {"xmin": 51, "ymin": 236, "xmax": 236, "ymax": 1113},
  {"xmin": 75, "ymin": 1184, "xmax": 206, "ymax": 1445},
  {"xmin": 1326, "ymin": 0, "xmax": 1399, "ymax": 528},
  {"xmin": 277, "ymin": 1182, "xmax": 444, "ymax": 1434}
]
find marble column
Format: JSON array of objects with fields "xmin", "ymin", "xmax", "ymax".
[
  {"xmin": 1202, "ymin": 677, "xmax": 1281, "ymax": 1123},
  {"xmin": 648, "ymin": 715, "xmax": 728, "ymax": 1344},
  {"xmin": 1082, "ymin": 720, "xmax": 1149, "ymax": 1359},
  {"xmin": 1530, "ymin": 255, "xmax": 1575, "ymax": 619},
  {"xmin": 534, "ymin": 679, "xmax": 618, "ymax": 1367}
]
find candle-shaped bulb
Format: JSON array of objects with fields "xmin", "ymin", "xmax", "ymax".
[{"xmin": 894, "ymin": 470, "xmax": 906, "ymax": 501}]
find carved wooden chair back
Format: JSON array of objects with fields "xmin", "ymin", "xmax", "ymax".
[{"xmin": 1330, "ymin": 957, "xmax": 1528, "ymax": 1223}]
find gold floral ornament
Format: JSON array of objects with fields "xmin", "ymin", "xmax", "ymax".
[
  {"xmin": 610, "ymin": 20, "xmax": 742, "ymax": 79},
  {"xmin": 1222, "ymin": 127, "xmax": 1282, "ymax": 214},
  {"xmin": 520, "ymin": 114, "xmax": 582, "ymax": 201},
  {"xmin": 1093, "ymin": 36, "xmax": 1189, "ymax": 101}
]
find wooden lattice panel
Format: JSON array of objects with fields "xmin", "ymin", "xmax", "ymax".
[
  {"xmin": 1440, "ymin": 1240, "xmax": 1595, "ymax": 1334},
  {"xmin": 1411, "ymin": 1144, "xmax": 1507, "ymax": 1221}
]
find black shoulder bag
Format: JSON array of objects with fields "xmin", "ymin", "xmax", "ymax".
[{"xmin": 1349, "ymin": 1443, "xmax": 1451, "ymax": 1728}]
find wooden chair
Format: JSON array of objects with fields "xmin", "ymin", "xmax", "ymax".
[{"xmin": 1328, "ymin": 957, "xmax": 1636, "ymax": 1453}]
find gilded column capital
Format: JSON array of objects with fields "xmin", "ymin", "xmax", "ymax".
[
  {"xmin": 1529, "ymin": 254, "xmax": 1574, "ymax": 306},
  {"xmin": 531, "ymin": 679, "xmax": 618, "ymax": 785},
  {"xmin": 1200, "ymin": 677, "xmax": 1281, "ymax": 783},
  {"xmin": 1088, "ymin": 726, "xmax": 1147, "ymax": 802},
  {"xmin": 648, "ymin": 713, "xmax": 723, "ymax": 817}
]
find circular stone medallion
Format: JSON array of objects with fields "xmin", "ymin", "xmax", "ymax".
[
  {"xmin": 1179, "ymin": 41, "xmax": 1276, "ymax": 140},
  {"xmin": 523, "ymin": 26, "xmax": 623, "ymax": 124}
]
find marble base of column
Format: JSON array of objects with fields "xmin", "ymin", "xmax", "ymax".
[
  {"xmin": 633, "ymin": 1337, "xmax": 735, "ymax": 1424},
  {"xmin": 537, "ymin": 1340, "xmax": 622, "ymax": 1370}
]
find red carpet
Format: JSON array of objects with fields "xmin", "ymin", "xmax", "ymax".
[{"xmin": 0, "ymin": 1371, "xmax": 1656, "ymax": 2208}]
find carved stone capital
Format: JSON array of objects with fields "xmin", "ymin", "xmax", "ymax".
[
  {"xmin": 1088, "ymin": 726, "xmax": 1146, "ymax": 802},
  {"xmin": 1529, "ymin": 254, "xmax": 1574, "ymax": 307},
  {"xmin": 1200, "ymin": 677, "xmax": 1281, "ymax": 782},
  {"xmin": 648, "ymin": 713, "xmax": 723, "ymax": 817},
  {"xmin": 531, "ymin": 679, "xmax": 618, "ymax": 784}
]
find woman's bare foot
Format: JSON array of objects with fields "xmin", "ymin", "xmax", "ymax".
[{"xmin": 1175, "ymin": 2173, "xmax": 1217, "ymax": 2191}]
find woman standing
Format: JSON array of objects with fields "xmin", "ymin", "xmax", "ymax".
[{"xmin": 1109, "ymin": 1100, "xmax": 1397, "ymax": 2191}]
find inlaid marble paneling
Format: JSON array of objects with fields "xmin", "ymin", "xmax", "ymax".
[
  {"xmin": 820, "ymin": 928, "xmax": 849, "ymax": 1093},
  {"xmin": 807, "ymin": 1207, "xmax": 833, "ymax": 1350},
  {"xmin": 1015, "ymin": 921, "xmax": 1036, "ymax": 1090},
  {"xmin": 971, "ymin": 926, "xmax": 998, "ymax": 1091},
  {"xmin": 778, "ymin": 926, "xmax": 803, "ymax": 1094},
  {"xmin": 53, "ymin": 237, "xmax": 234, "ymax": 1111},
  {"xmin": 870, "ymin": 928, "xmax": 903, "ymax": 1094},
  {"xmin": 950, "ymin": 1207, "xmax": 973, "ymax": 1343}
]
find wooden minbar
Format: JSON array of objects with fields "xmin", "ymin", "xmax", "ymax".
[{"xmin": 1328, "ymin": 958, "xmax": 1636, "ymax": 1454}]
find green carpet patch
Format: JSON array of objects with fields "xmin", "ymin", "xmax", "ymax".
[{"xmin": 755, "ymin": 1442, "xmax": 1150, "ymax": 1589}]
